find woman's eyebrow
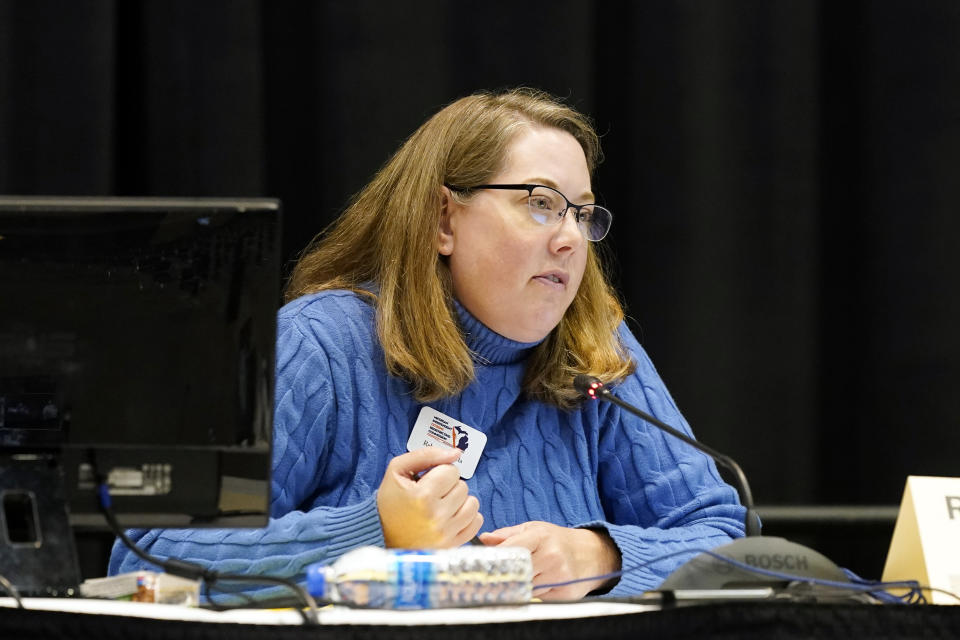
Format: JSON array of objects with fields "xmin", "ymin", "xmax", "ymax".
[{"xmin": 525, "ymin": 177, "xmax": 595, "ymax": 202}]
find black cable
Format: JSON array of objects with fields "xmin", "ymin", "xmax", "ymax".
[
  {"xmin": 202, "ymin": 580, "xmax": 316, "ymax": 625},
  {"xmin": 205, "ymin": 590, "xmax": 322, "ymax": 612},
  {"xmin": 91, "ymin": 449, "xmax": 958, "ymax": 613},
  {"xmin": 538, "ymin": 546, "xmax": 960, "ymax": 605},
  {"xmin": 99, "ymin": 504, "xmax": 960, "ymax": 612},
  {"xmin": 921, "ymin": 586, "xmax": 960, "ymax": 605},
  {"xmin": 96, "ymin": 482, "xmax": 320, "ymax": 624},
  {"xmin": 0, "ymin": 572, "xmax": 24, "ymax": 609},
  {"xmin": 206, "ymin": 574, "xmax": 317, "ymax": 624},
  {"xmin": 202, "ymin": 577, "xmax": 259, "ymax": 610}
]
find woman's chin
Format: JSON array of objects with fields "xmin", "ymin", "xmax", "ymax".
[{"xmin": 496, "ymin": 317, "xmax": 562, "ymax": 344}]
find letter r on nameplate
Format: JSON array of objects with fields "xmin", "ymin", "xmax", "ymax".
[{"xmin": 947, "ymin": 496, "xmax": 960, "ymax": 520}]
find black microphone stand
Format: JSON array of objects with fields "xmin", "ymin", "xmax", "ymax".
[
  {"xmin": 574, "ymin": 374, "xmax": 852, "ymax": 594},
  {"xmin": 574, "ymin": 375, "xmax": 761, "ymax": 536}
]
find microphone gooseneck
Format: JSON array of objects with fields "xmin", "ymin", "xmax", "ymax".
[{"xmin": 574, "ymin": 374, "xmax": 761, "ymax": 537}]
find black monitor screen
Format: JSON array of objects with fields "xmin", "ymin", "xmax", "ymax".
[{"xmin": 0, "ymin": 196, "xmax": 279, "ymax": 529}]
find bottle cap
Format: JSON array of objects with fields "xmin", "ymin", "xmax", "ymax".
[{"xmin": 305, "ymin": 562, "xmax": 327, "ymax": 599}]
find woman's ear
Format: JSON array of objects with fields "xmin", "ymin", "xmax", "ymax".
[{"xmin": 438, "ymin": 186, "xmax": 456, "ymax": 256}]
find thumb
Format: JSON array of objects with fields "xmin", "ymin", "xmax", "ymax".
[
  {"xmin": 480, "ymin": 523, "xmax": 527, "ymax": 543},
  {"xmin": 478, "ymin": 531, "xmax": 507, "ymax": 545},
  {"xmin": 389, "ymin": 446, "xmax": 460, "ymax": 478}
]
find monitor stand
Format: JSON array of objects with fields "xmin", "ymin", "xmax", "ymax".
[{"xmin": 0, "ymin": 454, "xmax": 81, "ymax": 596}]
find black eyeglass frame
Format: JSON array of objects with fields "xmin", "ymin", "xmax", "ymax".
[{"xmin": 444, "ymin": 183, "xmax": 612, "ymax": 242}]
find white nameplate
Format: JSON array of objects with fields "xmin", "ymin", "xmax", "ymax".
[
  {"xmin": 407, "ymin": 407, "xmax": 486, "ymax": 479},
  {"xmin": 882, "ymin": 475, "xmax": 960, "ymax": 604}
]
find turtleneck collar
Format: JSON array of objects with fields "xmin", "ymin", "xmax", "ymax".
[{"xmin": 453, "ymin": 300, "xmax": 545, "ymax": 366}]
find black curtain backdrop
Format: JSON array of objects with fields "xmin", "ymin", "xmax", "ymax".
[{"xmin": 3, "ymin": 0, "xmax": 959, "ymax": 578}]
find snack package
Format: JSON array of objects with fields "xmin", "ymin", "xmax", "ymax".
[{"xmin": 80, "ymin": 571, "xmax": 199, "ymax": 606}]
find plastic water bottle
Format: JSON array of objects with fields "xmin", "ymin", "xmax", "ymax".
[{"xmin": 306, "ymin": 545, "xmax": 533, "ymax": 608}]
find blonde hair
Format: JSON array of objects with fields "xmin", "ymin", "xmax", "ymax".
[{"xmin": 286, "ymin": 88, "xmax": 634, "ymax": 408}]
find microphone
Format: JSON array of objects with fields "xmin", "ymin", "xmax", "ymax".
[
  {"xmin": 574, "ymin": 374, "xmax": 760, "ymax": 536},
  {"xmin": 574, "ymin": 374, "xmax": 851, "ymax": 594}
]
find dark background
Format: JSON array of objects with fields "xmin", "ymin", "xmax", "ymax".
[{"xmin": 2, "ymin": 0, "xmax": 958, "ymax": 579}]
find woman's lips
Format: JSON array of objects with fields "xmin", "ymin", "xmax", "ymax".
[{"xmin": 532, "ymin": 272, "xmax": 567, "ymax": 289}]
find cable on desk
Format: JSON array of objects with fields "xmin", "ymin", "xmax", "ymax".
[
  {"xmin": 203, "ymin": 574, "xmax": 318, "ymax": 624},
  {"xmin": 916, "ymin": 587, "xmax": 960, "ymax": 605},
  {"xmin": 538, "ymin": 546, "xmax": 960, "ymax": 605},
  {"xmin": 0, "ymin": 572, "xmax": 24, "ymax": 608},
  {"xmin": 95, "ymin": 480, "xmax": 320, "ymax": 625},
  {"xmin": 202, "ymin": 578, "xmax": 259, "ymax": 610}
]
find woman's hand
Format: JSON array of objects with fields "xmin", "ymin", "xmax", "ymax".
[
  {"xmin": 377, "ymin": 447, "xmax": 483, "ymax": 548},
  {"xmin": 480, "ymin": 521, "xmax": 621, "ymax": 600}
]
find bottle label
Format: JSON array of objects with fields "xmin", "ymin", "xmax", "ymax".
[{"xmin": 393, "ymin": 551, "xmax": 436, "ymax": 609}]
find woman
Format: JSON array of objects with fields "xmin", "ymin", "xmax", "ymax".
[{"xmin": 110, "ymin": 88, "xmax": 745, "ymax": 599}]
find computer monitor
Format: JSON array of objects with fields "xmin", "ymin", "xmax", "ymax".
[{"xmin": 0, "ymin": 196, "xmax": 280, "ymax": 594}]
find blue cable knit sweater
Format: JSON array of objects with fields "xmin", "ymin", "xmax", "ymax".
[{"xmin": 109, "ymin": 290, "xmax": 745, "ymax": 595}]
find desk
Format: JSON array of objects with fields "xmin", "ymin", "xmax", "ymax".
[{"xmin": 2, "ymin": 598, "xmax": 960, "ymax": 640}]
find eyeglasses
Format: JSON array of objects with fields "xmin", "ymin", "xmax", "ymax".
[{"xmin": 444, "ymin": 183, "xmax": 612, "ymax": 242}]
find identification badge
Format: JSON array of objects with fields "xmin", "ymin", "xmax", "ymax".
[{"xmin": 407, "ymin": 407, "xmax": 487, "ymax": 479}]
